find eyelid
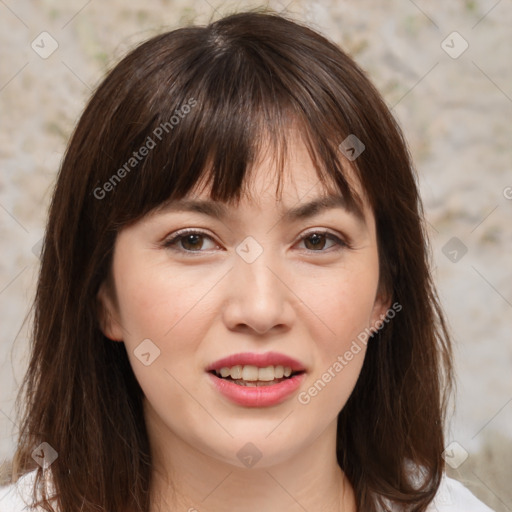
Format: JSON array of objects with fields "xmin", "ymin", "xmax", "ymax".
[
  {"xmin": 162, "ymin": 227, "xmax": 351, "ymax": 254},
  {"xmin": 297, "ymin": 228, "xmax": 349, "ymax": 244},
  {"xmin": 295, "ymin": 228, "xmax": 350, "ymax": 252},
  {"xmin": 162, "ymin": 228, "xmax": 221, "ymax": 253}
]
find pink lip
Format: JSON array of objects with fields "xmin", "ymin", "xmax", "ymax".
[
  {"xmin": 207, "ymin": 371, "xmax": 306, "ymax": 407},
  {"xmin": 205, "ymin": 351, "xmax": 307, "ymax": 372},
  {"xmin": 205, "ymin": 351, "xmax": 307, "ymax": 408}
]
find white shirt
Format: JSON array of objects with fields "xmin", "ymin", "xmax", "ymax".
[{"xmin": 0, "ymin": 470, "xmax": 496, "ymax": 511}]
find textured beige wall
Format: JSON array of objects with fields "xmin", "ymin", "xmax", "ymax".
[{"xmin": 0, "ymin": 0, "xmax": 511, "ymax": 510}]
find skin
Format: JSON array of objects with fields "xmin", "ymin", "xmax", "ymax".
[{"xmin": 98, "ymin": 131, "xmax": 390, "ymax": 512}]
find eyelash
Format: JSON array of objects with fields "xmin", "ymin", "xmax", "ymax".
[{"xmin": 162, "ymin": 228, "xmax": 349, "ymax": 255}]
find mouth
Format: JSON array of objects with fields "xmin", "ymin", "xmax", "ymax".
[
  {"xmin": 208, "ymin": 367, "xmax": 306, "ymax": 387},
  {"xmin": 205, "ymin": 352, "xmax": 308, "ymax": 407}
]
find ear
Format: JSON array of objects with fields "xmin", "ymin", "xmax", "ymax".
[
  {"xmin": 96, "ymin": 280, "xmax": 124, "ymax": 342},
  {"xmin": 369, "ymin": 283, "xmax": 392, "ymax": 329}
]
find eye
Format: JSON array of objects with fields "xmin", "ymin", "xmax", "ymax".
[
  {"xmin": 162, "ymin": 229, "xmax": 220, "ymax": 253},
  {"xmin": 162, "ymin": 228, "xmax": 348, "ymax": 254},
  {"xmin": 296, "ymin": 230, "xmax": 347, "ymax": 252}
]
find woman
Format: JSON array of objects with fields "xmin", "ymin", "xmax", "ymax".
[{"xmin": 0, "ymin": 9, "xmax": 495, "ymax": 512}]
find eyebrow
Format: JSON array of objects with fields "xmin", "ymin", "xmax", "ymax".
[{"xmin": 158, "ymin": 194, "xmax": 365, "ymax": 224}]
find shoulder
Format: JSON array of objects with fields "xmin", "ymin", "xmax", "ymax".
[
  {"xmin": 0, "ymin": 470, "xmax": 35, "ymax": 511},
  {"xmin": 425, "ymin": 474, "xmax": 496, "ymax": 512},
  {"xmin": 0, "ymin": 469, "xmax": 55, "ymax": 512}
]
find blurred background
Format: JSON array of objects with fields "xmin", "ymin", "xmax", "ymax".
[{"xmin": 0, "ymin": 0, "xmax": 510, "ymax": 510}]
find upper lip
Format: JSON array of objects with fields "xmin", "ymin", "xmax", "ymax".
[{"xmin": 206, "ymin": 351, "xmax": 307, "ymax": 372}]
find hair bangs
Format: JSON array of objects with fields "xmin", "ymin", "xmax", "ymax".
[{"xmin": 91, "ymin": 24, "xmax": 363, "ymax": 229}]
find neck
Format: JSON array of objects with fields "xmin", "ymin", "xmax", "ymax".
[{"xmin": 146, "ymin": 405, "xmax": 356, "ymax": 512}]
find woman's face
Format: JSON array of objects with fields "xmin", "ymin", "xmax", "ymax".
[{"xmin": 98, "ymin": 133, "xmax": 389, "ymax": 471}]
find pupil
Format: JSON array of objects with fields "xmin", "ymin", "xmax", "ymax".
[
  {"xmin": 183, "ymin": 234, "xmax": 202, "ymax": 250},
  {"xmin": 305, "ymin": 233, "xmax": 325, "ymax": 250}
]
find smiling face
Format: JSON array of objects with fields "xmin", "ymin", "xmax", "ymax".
[{"xmin": 97, "ymin": 131, "xmax": 389, "ymax": 473}]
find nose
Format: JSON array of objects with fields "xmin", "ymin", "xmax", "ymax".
[{"xmin": 222, "ymin": 250, "xmax": 295, "ymax": 336}]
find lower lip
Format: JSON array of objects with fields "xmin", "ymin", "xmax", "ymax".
[{"xmin": 207, "ymin": 371, "xmax": 306, "ymax": 407}]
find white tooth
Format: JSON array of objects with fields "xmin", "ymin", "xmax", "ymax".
[
  {"xmin": 258, "ymin": 366, "xmax": 275, "ymax": 381},
  {"xmin": 219, "ymin": 367, "xmax": 231, "ymax": 378},
  {"xmin": 230, "ymin": 365, "xmax": 242, "ymax": 379},
  {"xmin": 242, "ymin": 365, "xmax": 259, "ymax": 381},
  {"xmin": 216, "ymin": 364, "xmax": 295, "ymax": 380},
  {"xmin": 274, "ymin": 365, "xmax": 284, "ymax": 378}
]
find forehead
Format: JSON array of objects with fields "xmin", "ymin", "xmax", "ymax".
[
  {"xmin": 190, "ymin": 128, "xmax": 366, "ymax": 205},
  {"xmin": 154, "ymin": 135, "xmax": 370, "ymax": 226},
  {"xmin": 143, "ymin": 122, "xmax": 375, "ymax": 232}
]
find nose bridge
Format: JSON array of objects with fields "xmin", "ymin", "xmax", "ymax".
[
  {"xmin": 237, "ymin": 246, "xmax": 278, "ymax": 295},
  {"xmin": 223, "ymin": 236, "xmax": 293, "ymax": 334}
]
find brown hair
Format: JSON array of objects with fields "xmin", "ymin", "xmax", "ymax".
[{"xmin": 12, "ymin": 8, "xmax": 453, "ymax": 512}]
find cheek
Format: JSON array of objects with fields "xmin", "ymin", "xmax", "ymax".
[
  {"xmin": 308, "ymin": 258, "xmax": 380, "ymax": 350},
  {"xmin": 112, "ymin": 254, "xmax": 216, "ymax": 345},
  {"xmin": 297, "ymin": 254, "xmax": 380, "ymax": 409},
  {"xmin": 296, "ymin": 315, "xmax": 371, "ymax": 416},
  {"xmin": 111, "ymin": 251, "xmax": 227, "ymax": 396},
  {"xmin": 115, "ymin": 262, "xmax": 215, "ymax": 417}
]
